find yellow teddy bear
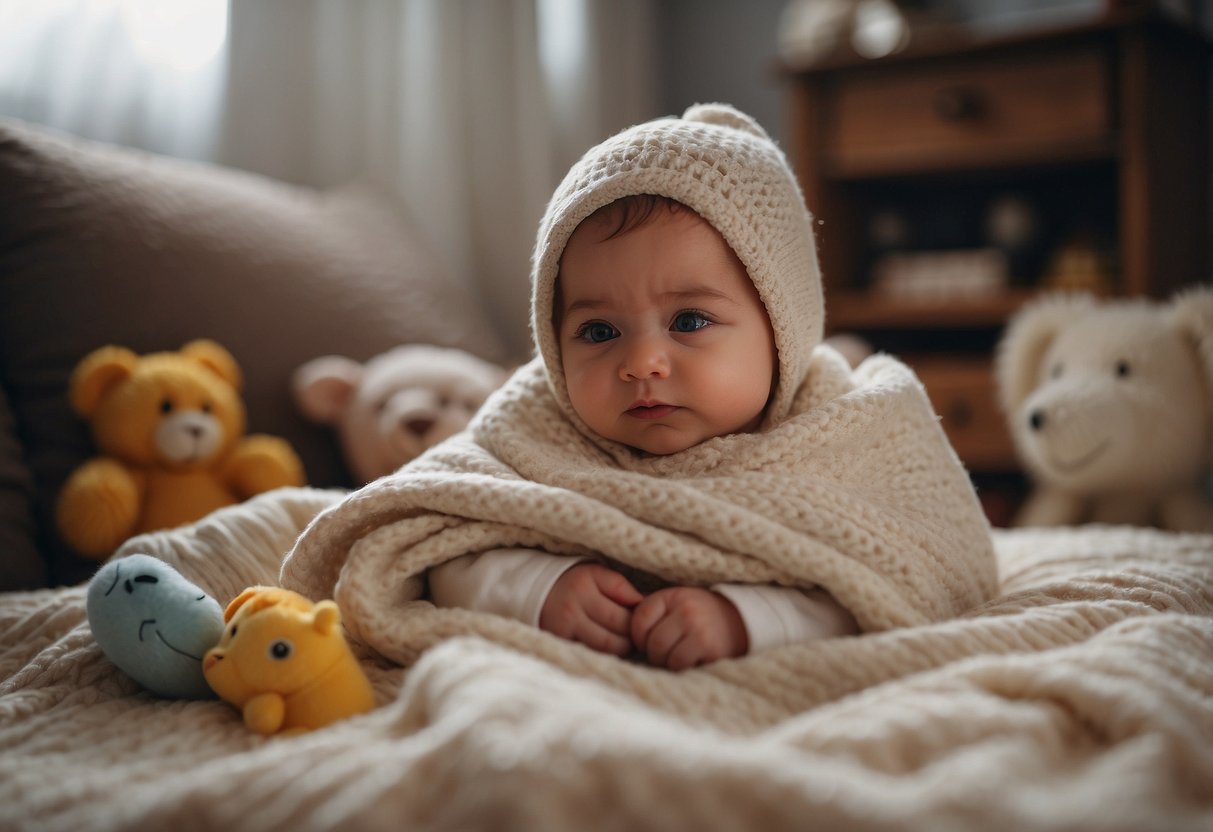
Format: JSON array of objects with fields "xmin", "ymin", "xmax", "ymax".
[
  {"xmin": 202, "ymin": 586, "xmax": 376, "ymax": 735},
  {"xmin": 56, "ymin": 340, "xmax": 305, "ymax": 559}
]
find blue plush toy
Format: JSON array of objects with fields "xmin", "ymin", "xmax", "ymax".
[{"xmin": 86, "ymin": 554, "xmax": 224, "ymax": 699}]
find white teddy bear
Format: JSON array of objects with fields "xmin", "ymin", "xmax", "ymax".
[
  {"xmin": 294, "ymin": 345, "xmax": 507, "ymax": 485},
  {"xmin": 995, "ymin": 287, "xmax": 1213, "ymax": 531}
]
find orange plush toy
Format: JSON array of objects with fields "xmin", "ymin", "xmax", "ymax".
[
  {"xmin": 202, "ymin": 586, "xmax": 376, "ymax": 735},
  {"xmin": 56, "ymin": 340, "xmax": 305, "ymax": 559}
]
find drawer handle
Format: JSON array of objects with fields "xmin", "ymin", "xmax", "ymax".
[{"xmin": 932, "ymin": 86, "xmax": 983, "ymax": 122}]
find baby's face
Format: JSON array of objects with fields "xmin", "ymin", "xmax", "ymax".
[{"xmin": 557, "ymin": 206, "xmax": 776, "ymax": 455}]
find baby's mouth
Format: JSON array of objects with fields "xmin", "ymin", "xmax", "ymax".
[{"xmin": 627, "ymin": 403, "xmax": 679, "ymax": 421}]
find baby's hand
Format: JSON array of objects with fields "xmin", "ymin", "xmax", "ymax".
[
  {"xmin": 539, "ymin": 564, "xmax": 642, "ymax": 657},
  {"xmin": 631, "ymin": 587, "xmax": 748, "ymax": 671}
]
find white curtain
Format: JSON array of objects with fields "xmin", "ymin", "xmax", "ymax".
[
  {"xmin": 0, "ymin": 0, "xmax": 229, "ymax": 159},
  {"xmin": 0, "ymin": 0, "xmax": 658, "ymax": 358}
]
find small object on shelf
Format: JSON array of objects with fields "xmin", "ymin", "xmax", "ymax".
[
  {"xmin": 985, "ymin": 194, "xmax": 1038, "ymax": 250},
  {"xmin": 778, "ymin": 0, "xmax": 940, "ymax": 66},
  {"xmin": 778, "ymin": 0, "xmax": 857, "ymax": 66},
  {"xmin": 984, "ymin": 192, "xmax": 1045, "ymax": 285},
  {"xmin": 851, "ymin": 0, "xmax": 912, "ymax": 58},
  {"xmin": 868, "ymin": 207, "xmax": 913, "ymax": 251},
  {"xmin": 1040, "ymin": 232, "xmax": 1114, "ymax": 294},
  {"xmin": 872, "ymin": 248, "xmax": 1008, "ymax": 301}
]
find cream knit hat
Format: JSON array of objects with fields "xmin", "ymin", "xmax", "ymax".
[{"xmin": 530, "ymin": 102, "xmax": 823, "ymax": 432}]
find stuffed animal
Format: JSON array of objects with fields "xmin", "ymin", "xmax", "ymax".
[
  {"xmin": 293, "ymin": 345, "xmax": 507, "ymax": 484},
  {"xmin": 995, "ymin": 287, "xmax": 1213, "ymax": 531},
  {"xmin": 57, "ymin": 340, "xmax": 306, "ymax": 559},
  {"xmin": 87, "ymin": 553, "xmax": 223, "ymax": 699},
  {"xmin": 202, "ymin": 586, "xmax": 375, "ymax": 735}
]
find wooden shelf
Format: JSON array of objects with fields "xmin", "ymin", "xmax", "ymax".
[
  {"xmin": 823, "ymin": 137, "xmax": 1118, "ymax": 181},
  {"xmin": 826, "ymin": 289, "xmax": 1038, "ymax": 331},
  {"xmin": 786, "ymin": 6, "xmax": 1211, "ymax": 512},
  {"xmin": 774, "ymin": 2, "xmax": 1209, "ymax": 77}
]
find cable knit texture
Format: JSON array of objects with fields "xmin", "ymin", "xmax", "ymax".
[
  {"xmin": 278, "ymin": 344, "xmax": 997, "ymax": 712},
  {"xmin": 2, "ymin": 496, "xmax": 1211, "ymax": 830}
]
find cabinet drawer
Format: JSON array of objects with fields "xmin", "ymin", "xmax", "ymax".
[
  {"xmin": 912, "ymin": 360, "xmax": 1017, "ymax": 471},
  {"xmin": 827, "ymin": 47, "xmax": 1110, "ymax": 175}
]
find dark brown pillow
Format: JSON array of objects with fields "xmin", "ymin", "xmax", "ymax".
[
  {"xmin": 0, "ymin": 383, "xmax": 45, "ymax": 591},
  {"xmin": 0, "ymin": 119, "xmax": 507, "ymax": 588}
]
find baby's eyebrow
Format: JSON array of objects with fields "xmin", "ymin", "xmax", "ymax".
[
  {"xmin": 659, "ymin": 287, "xmax": 738, "ymax": 306},
  {"xmin": 562, "ymin": 286, "xmax": 737, "ymax": 317},
  {"xmin": 563, "ymin": 297, "xmax": 607, "ymax": 316}
]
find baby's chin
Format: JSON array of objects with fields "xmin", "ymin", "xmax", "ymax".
[
  {"xmin": 628, "ymin": 439, "xmax": 694, "ymax": 457},
  {"xmin": 618, "ymin": 427, "xmax": 709, "ymax": 457},
  {"xmin": 598, "ymin": 413, "xmax": 767, "ymax": 457}
]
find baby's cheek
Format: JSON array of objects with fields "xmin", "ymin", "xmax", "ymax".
[
  {"xmin": 714, "ymin": 368, "xmax": 772, "ymax": 417},
  {"xmin": 565, "ymin": 359, "xmax": 608, "ymax": 400}
]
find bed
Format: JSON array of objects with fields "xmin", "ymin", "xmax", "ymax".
[
  {"xmin": 2, "ymin": 490, "xmax": 1211, "ymax": 830},
  {"xmin": 1, "ymin": 121, "xmax": 1210, "ymax": 832}
]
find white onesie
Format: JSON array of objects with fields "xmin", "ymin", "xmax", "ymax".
[{"xmin": 429, "ymin": 548, "xmax": 858, "ymax": 653}]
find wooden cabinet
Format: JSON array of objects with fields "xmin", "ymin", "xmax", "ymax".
[
  {"xmin": 783, "ymin": 6, "xmax": 1210, "ymax": 520},
  {"xmin": 827, "ymin": 46, "xmax": 1111, "ymax": 176}
]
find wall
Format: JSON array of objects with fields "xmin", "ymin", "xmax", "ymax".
[{"xmin": 654, "ymin": 0, "xmax": 789, "ymax": 141}]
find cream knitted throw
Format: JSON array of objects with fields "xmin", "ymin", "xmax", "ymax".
[
  {"xmin": 279, "ymin": 348, "xmax": 996, "ymax": 728},
  {"xmin": 2, "ymin": 487, "xmax": 1211, "ymax": 830}
]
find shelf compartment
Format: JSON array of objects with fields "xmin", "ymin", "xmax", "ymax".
[{"xmin": 825, "ymin": 289, "xmax": 1038, "ymax": 330}]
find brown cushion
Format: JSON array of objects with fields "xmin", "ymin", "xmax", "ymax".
[
  {"xmin": 0, "ymin": 119, "xmax": 507, "ymax": 587},
  {"xmin": 0, "ymin": 383, "xmax": 45, "ymax": 591}
]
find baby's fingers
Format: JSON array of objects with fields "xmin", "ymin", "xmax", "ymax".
[
  {"xmin": 667, "ymin": 637, "xmax": 710, "ymax": 672},
  {"xmin": 630, "ymin": 593, "xmax": 668, "ymax": 654},
  {"xmin": 584, "ymin": 592, "xmax": 633, "ymax": 637},
  {"xmin": 592, "ymin": 568, "xmax": 643, "ymax": 607},
  {"xmin": 574, "ymin": 619, "xmax": 632, "ymax": 657},
  {"xmin": 643, "ymin": 614, "xmax": 693, "ymax": 668}
]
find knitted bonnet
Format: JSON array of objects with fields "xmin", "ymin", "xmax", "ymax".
[{"xmin": 530, "ymin": 102, "xmax": 824, "ymax": 433}]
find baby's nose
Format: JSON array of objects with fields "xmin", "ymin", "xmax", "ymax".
[{"xmin": 619, "ymin": 336, "xmax": 670, "ymax": 381}]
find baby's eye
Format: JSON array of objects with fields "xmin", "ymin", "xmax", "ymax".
[
  {"xmin": 1115, "ymin": 360, "xmax": 1131, "ymax": 378},
  {"xmin": 671, "ymin": 311, "xmax": 711, "ymax": 333},
  {"xmin": 577, "ymin": 321, "xmax": 618, "ymax": 344}
]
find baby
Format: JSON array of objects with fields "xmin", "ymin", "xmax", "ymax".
[
  {"xmin": 429, "ymin": 106, "xmax": 867, "ymax": 669},
  {"xmin": 285, "ymin": 103, "xmax": 997, "ymax": 677}
]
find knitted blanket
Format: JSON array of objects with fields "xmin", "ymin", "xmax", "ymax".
[
  {"xmin": 1, "ymin": 487, "xmax": 1210, "ymax": 831},
  {"xmin": 279, "ymin": 350, "xmax": 997, "ymax": 728}
]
